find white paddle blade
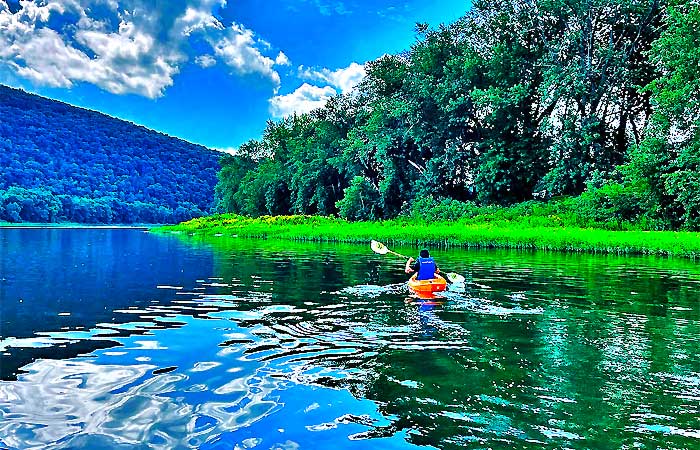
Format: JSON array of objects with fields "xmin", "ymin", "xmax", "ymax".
[
  {"xmin": 370, "ymin": 240, "xmax": 389, "ymax": 255},
  {"xmin": 446, "ymin": 272, "xmax": 466, "ymax": 284}
]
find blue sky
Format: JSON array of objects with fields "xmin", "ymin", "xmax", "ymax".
[{"xmin": 0, "ymin": 0, "xmax": 470, "ymax": 151}]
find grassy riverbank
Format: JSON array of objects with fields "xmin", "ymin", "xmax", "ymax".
[{"xmin": 153, "ymin": 214, "xmax": 700, "ymax": 259}]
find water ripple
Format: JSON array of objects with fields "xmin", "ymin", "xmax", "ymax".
[{"xmin": 3, "ymin": 235, "xmax": 700, "ymax": 450}]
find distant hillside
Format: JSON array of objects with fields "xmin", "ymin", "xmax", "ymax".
[{"xmin": 0, "ymin": 85, "xmax": 220, "ymax": 224}]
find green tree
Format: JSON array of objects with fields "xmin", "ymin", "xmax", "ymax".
[
  {"xmin": 635, "ymin": 1, "xmax": 700, "ymax": 228},
  {"xmin": 335, "ymin": 176, "xmax": 381, "ymax": 220},
  {"xmin": 536, "ymin": 0, "xmax": 663, "ymax": 195}
]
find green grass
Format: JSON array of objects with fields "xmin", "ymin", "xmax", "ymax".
[{"xmin": 152, "ymin": 214, "xmax": 700, "ymax": 259}]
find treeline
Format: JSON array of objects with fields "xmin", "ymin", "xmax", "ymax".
[
  {"xmin": 0, "ymin": 85, "xmax": 220, "ymax": 223},
  {"xmin": 0, "ymin": 187, "xmax": 200, "ymax": 224},
  {"xmin": 216, "ymin": 0, "xmax": 700, "ymax": 230}
]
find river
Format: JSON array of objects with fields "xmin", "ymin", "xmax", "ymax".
[{"xmin": 0, "ymin": 228, "xmax": 698, "ymax": 449}]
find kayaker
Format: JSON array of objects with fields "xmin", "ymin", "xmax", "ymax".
[{"xmin": 405, "ymin": 249, "xmax": 440, "ymax": 280}]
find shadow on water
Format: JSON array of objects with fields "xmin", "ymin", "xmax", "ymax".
[{"xmin": 1, "ymin": 229, "xmax": 699, "ymax": 449}]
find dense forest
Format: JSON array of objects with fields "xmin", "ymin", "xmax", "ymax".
[
  {"xmin": 216, "ymin": 0, "xmax": 700, "ymax": 231},
  {"xmin": 0, "ymin": 85, "xmax": 220, "ymax": 224}
]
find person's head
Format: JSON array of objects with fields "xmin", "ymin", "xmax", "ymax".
[{"xmin": 419, "ymin": 249, "xmax": 430, "ymax": 258}]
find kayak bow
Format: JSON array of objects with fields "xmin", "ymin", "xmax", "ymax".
[{"xmin": 408, "ymin": 273, "xmax": 447, "ymax": 294}]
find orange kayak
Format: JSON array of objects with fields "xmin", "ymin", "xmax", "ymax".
[{"xmin": 408, "ymin": 274, "xmax": 447, "ymax": 294}]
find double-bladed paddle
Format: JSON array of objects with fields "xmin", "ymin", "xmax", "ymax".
[{"xmin": 370, "ymin": 240, "xmax": 466, "ymax": 283}]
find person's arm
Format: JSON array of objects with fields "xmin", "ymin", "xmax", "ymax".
[{"xmin": 405, "ymin": 257, "xmax": 415, "ymax": 274}]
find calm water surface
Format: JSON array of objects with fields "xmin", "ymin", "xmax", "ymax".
[{"xmin": 0, "ymin": 228, "xmax": 698, "ymax": 449}]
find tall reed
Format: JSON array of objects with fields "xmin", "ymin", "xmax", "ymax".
[{"xmin": 153, "ymin": 214, "xmax": 700, "ymax": 259}]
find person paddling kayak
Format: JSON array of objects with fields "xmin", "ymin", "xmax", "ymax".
[{"xmin": 405, "ymin": 249, "xmax": 440, "ymax": 280}]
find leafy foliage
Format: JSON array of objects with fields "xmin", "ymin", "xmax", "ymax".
[
  {"xmin": 335, "ymin": 176, "xmax": 380, "ymax": 221},
  {"xmin": 640, "ymin": 1, "xmax": 700, "ymax": 229},
  {"xmin": 212, "ymin": 0, "xmax": 700, "ymax": 230},
  {"xmin": 0, "ymin": 85, "xmax": 220, "ymax": 223}
]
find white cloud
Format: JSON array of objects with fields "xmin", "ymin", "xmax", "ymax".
[
  {"xmin": 267, "ymin": 61, "xmax": 365, "ymax": 119},
  {"xmin": 212, "ymin": 146, "xmax": 237, "ymax": 155},
  {"xmin": 269, "ymin": 83, "xmax": 337, "ymax": 118},
  {"xmin": 75, "ymin": 15, "xmax": 111, "ymax": 33},
  {"xmin": 0, "ymin": 1, "xmax": 66, "ymax": 36},
  {"xmin": 299, "ymin": 62, "xmax": 365, "ymax": 93},
  {"xmin": 0, "ymin": 1, "xmax": 186, "ymax": 98},
  {"xmin": 16, "ymin": 1, "xmax": 67, "ymax": 23},
  {"xmin": 0, "ymin": 12, "xmax": 184, "ymax": 98},
  {"xmin": 275, "ymin": 51, "xmax": 290, "ymax": 66},
  {"xmin": 77, "ymin": 21, "xmax": 154, "ymax": 65},
  {"xmin": 195, "ymin": 54, "xmax": 216, "ymax": 68},
  {"xmin": 173, "ymin": 3, "xmax": 224, "ymax": 36},
  {"xmin": 209, "ymin": 22, "xmax": 281, "ymax": 90},
  {"xmin": 0, "ymin": 0, "xmax": 285, "ymax": 98},
  {"xmin": 8, "ymin": 27, "xmax": 91, "ymax": 89},
  {"xmin": 75, "ymin": 20, "xmax": 183, "ymax": 97}
]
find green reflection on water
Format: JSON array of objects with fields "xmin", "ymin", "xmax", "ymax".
[{"xmin": 170, "ymin": 234, "xmax": 700, "ymax": 449}]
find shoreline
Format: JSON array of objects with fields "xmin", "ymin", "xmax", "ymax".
[
  {"xmin": 0, "ymin": 222, "xmax": 152, "ymax": 230},
  {"xmin": 152, "ymin": 214, "xmax": 700, "ymax": 259}
]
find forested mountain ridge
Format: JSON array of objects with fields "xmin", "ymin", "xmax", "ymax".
[
  {"xmin": 216, "ymin": 0, "xmax": 700, "ymax": 231},
  {"xmin": 0, "ymin": 85, "xmax": 220, "ymax": 223}
]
